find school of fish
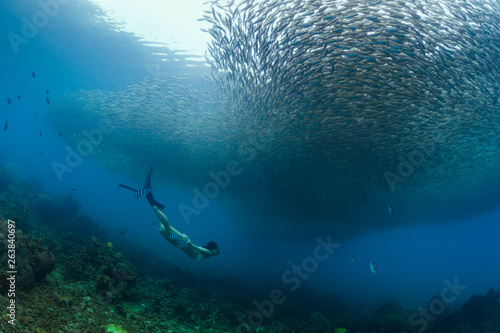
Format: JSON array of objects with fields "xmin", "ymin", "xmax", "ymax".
[{"xmin": 46, "ymin": 0, "xmax": 500, "ymax": 235}]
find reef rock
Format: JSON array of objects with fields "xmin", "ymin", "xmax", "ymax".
[{"xmin": 0, "ymin": 220, "xmax": 55, "ymax": 292}]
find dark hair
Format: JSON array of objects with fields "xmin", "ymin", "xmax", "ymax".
[{"xmin": 204, "ymin": 241, "xmax": 219, "ymax": 254}]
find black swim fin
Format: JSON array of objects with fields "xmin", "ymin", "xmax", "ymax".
[
  {"xmin": 145, "ymin": 168, "xmax": 165, "ymax": 210},
  {"xmin": 146, "ymin": 193, "xmax": 165, "ymax": 210},
  {"xmin": 118, "ymin": 184, "xmax": 138, "ymax": 192},
  {"xmin": 145, "ymin": 167, "xmax": 153, "ymax": 188}
]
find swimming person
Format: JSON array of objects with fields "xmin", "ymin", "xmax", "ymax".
[{"xmin": 142, "ymin": 168, "xmax": 219, "ymax": 260}]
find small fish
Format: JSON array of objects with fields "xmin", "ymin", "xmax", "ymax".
[
  {"xmin": 116, "ymin": 252, "xmax": 123, "ymax": 257},
  {"xmin": 46, "ymin": 89, "xmax": 49, "ymax": 95},
  {"xmin": 34, "ymin": 112, "xmax": 38, "ymax": 118},
  {"xmin": 32, "ymin": 72, "xmax": 36, "ymax": 78},
  {"xmin": 71, "ymin": 188, "xmax": 77, "ymax": 191},
  {"xmin": 388, "ymin": 204, "xmax": 393, "ymax": 216},
  {"xmin": 45, "ymin": 97, "xmax": 50, "ymax": 104},
  {"xmin": 368, "ymin": 259, "xmax": 378, "ymax": 274},
  {"xmin": 334, "ymin": 329, "xmax": 347, "ymax": 333},
  {"xmin": 284, "ymin": 259, "xmax": 292, "ymax": 268},
  {"xmin": 350, "ymin": 254, "xmax": 356, "ymax": 262},
  {"xmin": 7, "ymin": 98, "xmax": 11, "ymax": 104},
  {"xmin": 4, "ymin": 121, "xmax": 7, "ymax": 131},
  {"xmin": 118, "ymin": 184, "xmax": 151, "ymax": 199},
  {"xmin": 120, "ymin": 227, "xmax": 130, "ymax": 236},
  {"xmin": 58, "ymin": 131, "xmax": 62, "ymax": 136},
  {"xmin": 107, "ymin": 242, "xmax": 113, "ymax": 247},
  {"xmin": 40, "ymin": 152, "xmax": 43, "ymax": 156},
  {"xmin": 176, "ymin": 240, "xmax": 187, "ymax": 247},
  {"xmin": 39, "ymin": 130, "xmax": 42, "ymax": 137},
  {"xmin": 17, "ymin": 96, "xmax": 21, "ymax": 100},
  {"xmin": 135, "ymin": 186, "xmax": 152, "ymax": 199}
]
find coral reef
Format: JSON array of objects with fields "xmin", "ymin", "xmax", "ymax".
[
  {"xmin": 357, "ymin": 301, "xmax": 414, "ymax": 333},
  {"xmin": 461, "ymin": 288, "xmax": 499, "ymax": 323},
  {"xmin": 431, "ymin": 288, "xmax": 500, "ymax": 332},
  {"xmin": 0, "ymin": 221, "xmax": 54, "ymax": 292},
  {"xmin": 63, "ymin": 237, "xmax": 137, "ymax": 303},
  {"xmin": 25, "ymin": 235, "xmax": 56, "ymax": 282}
]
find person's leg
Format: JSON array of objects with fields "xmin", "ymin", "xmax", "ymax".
[
  {"xmin": 152, "ymin": 205, "xmax": 170, "ymax": 228},
  {"xmin": 152, "ymin": 205, "xmax": 171, "ymax": 239}
]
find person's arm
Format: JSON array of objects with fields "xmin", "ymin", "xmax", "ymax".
[
  {"xmin": 186, "ymin": 242, "xmax": 218, "ymax": 260},
  {"xmin": 176, "ymin": 241, "xmax": 218, "ymax": 260}
]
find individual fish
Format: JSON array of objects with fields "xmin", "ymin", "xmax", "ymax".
[
  {"xmin": 71, "ymin": 188, "xmax": 77, "ymax": 191},
  {"xmin": 40, "ymin": 152, "xmax": 43, "ymax": 156},
  {"xmin": 17, "ymin": 96, "xmax": 21, "ymax": 100},
  {"xmin": 135, "ymin": 186, "xmax": 152, "ymax": 199},
  {"xmin": 58, "ymin": 131, "xmax": 62, "ymax": 136},
  {"xmin": 176, "ymin": 240, "xmax": 188, "ymax": 248},
  {"xmin": 120, "ymin": 227, "xmax": 131, "ymax": 236},
  {"xmin": 32, "ymin": 72, "xmax": 36, "ymax": 78},
  {"xmin": 350, "ymin": 254, "xmax": 356, "ymax": 262},
  {"xmin": 39, "ymin": 130, "xmax": 42, "ymax": 137},
  {"xmin": 368, "ymin": 259, "xmax": 378, "ymax": 274},
  {"xmin": 46, "ymin": 89, "xmax": 49, "ymax": 95},
  {"xmin": 284, "ymin": 259, "xmax": 292, "ymax": 268},
  {"xmin": 45, "ymin": 97, "xmax": 50, "ymax": 104},
  {"xmin": 4, "ymin": 121, "xmax": 7, "ymax": 131},
  {"xmin": 7, "ymin": 98, "xmax": 11, "ymax": 104},
  {"xmin": 107, "ymin": 241, "xmax": 113, "ymax": 247},
  {"xmin": 388, "ymin": 204, "xmax": 393, "ymax": 216}
]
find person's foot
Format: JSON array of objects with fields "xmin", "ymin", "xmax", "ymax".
[{"xmin": 146, "ymin": 193, "xmax": 155, "ymax": 206}]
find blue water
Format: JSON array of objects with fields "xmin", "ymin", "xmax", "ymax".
[{"xmin": 1, "ymin": 0, "xmax": 500, "ymax": 320}]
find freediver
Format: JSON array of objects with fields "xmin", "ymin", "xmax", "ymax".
[{"xmin": 119, "ymin": 168, "xmax": 220, "ymax": 260}]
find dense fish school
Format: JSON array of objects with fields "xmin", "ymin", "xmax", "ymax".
[{"xmin": 47, "ymin": 0, "xmax": 500, "ymax": 236}]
